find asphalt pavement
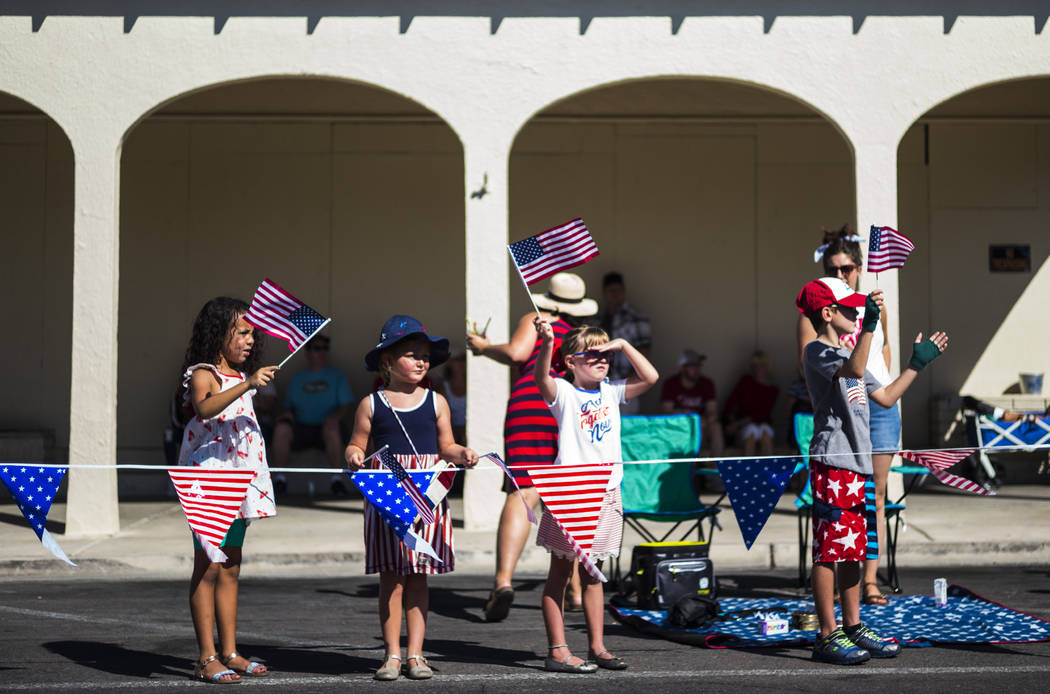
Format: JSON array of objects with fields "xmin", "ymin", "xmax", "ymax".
[{"xmin": 1, "ymin": 567, "xmax": 1048, "ymax": 692}]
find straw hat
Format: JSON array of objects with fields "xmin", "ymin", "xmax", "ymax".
[{"xmin": 531, "ymin": 273, "xmax": 598, "ymax": 317}]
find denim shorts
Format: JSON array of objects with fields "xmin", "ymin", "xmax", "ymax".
[{"xmin": 869, "ymin": 401, "xmax": 901, "ymax": 453}]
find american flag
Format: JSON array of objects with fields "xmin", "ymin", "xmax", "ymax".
[
  {"xmin": 481, "ymin": 452, "xmax": 537, "ymax": 524},
  {"xmin": 168, "ymin": 468, "xmax": 257, "ymax": 563},
  {"xmin": 349, "ymin": 465, "xmax": 441, "ymax": 561},
  {"xmin": 508, "ymin": 218, "xmax": 599, "ymax": 285},
  {"xmin": 377, "ymin": 448, "xmax": 436, "ymax": 525},
  {"xmin": 900, "ymin": 449, "xmax": 992, "ymax": 496},
  {"xmin": 844, "ymin": 378, "xmax": 867, "ymax": 405},
  {"xmin": 526, "ymin": 463, "xmax": 614, "ymax": 582},
  {"xmin": 0, "ymin": 464, "xmax": 75, "ymax": 565},
  {"xmin": 244, "ymin": 278, "xmax": 328, "ymax": 351},
  {"xmin": 867, "ymin": 225, "xmax": 915, "ymax": 273}
]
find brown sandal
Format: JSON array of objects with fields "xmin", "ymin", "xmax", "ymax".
[{"xmin": 862, "ymin": 582, "xmax": 890, "ymax": 606}]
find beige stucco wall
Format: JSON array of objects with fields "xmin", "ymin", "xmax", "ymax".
[{"xmin": 3, "ymin": 9, "xmax": 1050, "ymax": 531}]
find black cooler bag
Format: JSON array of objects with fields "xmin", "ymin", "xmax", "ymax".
[{"xmin": 628, "ymin": 541, "xmax": 716, "ymax": 610}]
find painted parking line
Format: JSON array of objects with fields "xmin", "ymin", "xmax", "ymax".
[{"xmin": 4, "ymin": 665, "xmax": 1050, "ymax": 690}]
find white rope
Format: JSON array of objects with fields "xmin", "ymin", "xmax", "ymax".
[{"xmin": 3, "ymin": 442, "xmax": 1047, "ymax": 473}]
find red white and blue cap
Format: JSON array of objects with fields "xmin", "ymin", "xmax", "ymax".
[
  {"xmin": 795, "ymin": 277, "xmax": 867, "ymax": 314},
  {"xmin": 365, "ymin": 314, "xmax": 450, "ymax": 372}
]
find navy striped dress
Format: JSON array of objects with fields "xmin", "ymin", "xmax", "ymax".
[{"xmin": 502, "ymin": 317, "xmax": 571, "ymax": 490}]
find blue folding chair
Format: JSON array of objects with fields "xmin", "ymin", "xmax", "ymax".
[{"xmin": 793, "ymin": 413, "xmax": 815, "ymax": 587}]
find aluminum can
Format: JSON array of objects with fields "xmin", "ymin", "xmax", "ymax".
[{"xmin": 934, "ymin": 578, "xmax": 948, "ymax": 606}]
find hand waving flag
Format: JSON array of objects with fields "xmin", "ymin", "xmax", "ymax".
[
  {"xmin": 0, "ymin": 465, "xmax": 75, "ymax": 565},
  {"xmin": 508, "ymin": 218, "xmax": 599, "ymax": 285}
]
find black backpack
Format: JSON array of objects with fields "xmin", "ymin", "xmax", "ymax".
[{"xmin": 668, "ymin": 595, "xmax": 721, "ymax": 629}]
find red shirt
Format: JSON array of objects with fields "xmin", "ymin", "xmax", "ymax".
[
  {"xmin": 660, "ymin": 375, "xmax": 716, "ymax": 415},
  {"xmin": 724, "ymin": 374, "xmax": 779, "ymax": 425}
]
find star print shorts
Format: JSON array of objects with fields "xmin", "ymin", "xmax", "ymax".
[{"xmin": 810, "ymin": 461, "xmax": 875, "ymax": 563}]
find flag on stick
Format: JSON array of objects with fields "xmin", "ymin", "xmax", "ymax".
[
  {"xmin": 168, "ymin": 468, "xmax": 257, "ymax": 563},
  {"xmin": 900, "ymin": 449, "xmax": 992, "ymax": 495},
  {"xmin": 481, "ymin": 452, "xmax": 537, "ymax": 524},
  {"xmin": 244, "ymin": 278, "xmax": 330, "ymax": 353},
  {"xmin": 526, "ymin": 463, "xmax": 613, "ymax": 582},
  {"xmin": 350, "ymin": 463, "xmax": 442, "ymax": 562},
  {"xmin": 0, "ymin": 465, "xmax": 75, "ymax": 565},
  {"xmin": 376, "ymin": 448, "xmax": 436, "ymax": 525},
  {"xmin": 717, "ymin": 457, "xmax": 800, "ymax": 549},
  {"xmin": 867, "ymin": 225, "xmax": 915, "ymax": 273},
  {"xmin": 508, "ymin": 218, "xmax": 599, "ymax": 286}
]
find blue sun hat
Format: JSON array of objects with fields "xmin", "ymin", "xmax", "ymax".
[{"xmin": 365, "ymin": 314, "xmax": 451, "ymax": 372}]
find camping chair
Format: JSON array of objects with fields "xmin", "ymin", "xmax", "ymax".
[
  {"xmin": 793, "ymin": 413, "xmax": 815, "ymax": 587},
  {"xmin": 615, "ymin": 413, "xmax": 721, "ymax": 583},
  {"xmin": 967, "ymin": 413, "xmax": 1050, "ymax": 489}
]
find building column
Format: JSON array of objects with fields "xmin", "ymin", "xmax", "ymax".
[
  {"xmin": 854, "ymin": 138, "xmax": 905, "ymax": 503},
  {"xmin": 461, "ymin": 132, "xmax": 514, "ymax": 531},
  {"xmin": 65, "ymin": 129, "xmax": 123, "ymax": 537}
]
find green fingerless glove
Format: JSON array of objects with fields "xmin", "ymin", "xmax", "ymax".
[
  {"xmin": 861, "ymin": 294, "xmax": 880, "ymax": 333},
  {"xmin": 909, "ymin": 340, "xmax": 942, "ymax": 371}
]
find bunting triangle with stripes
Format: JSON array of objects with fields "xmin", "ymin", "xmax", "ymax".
[
  {"xmin": 526, "ymin": 463, "xmax": 614, "ymax": 582},
  {"xmin": 900, "ymin": 449, "xmax": 992, "ymax": 496},
  {"xmin": 168, "ymin": 468, "xmax": 257, "ymax": 562}
]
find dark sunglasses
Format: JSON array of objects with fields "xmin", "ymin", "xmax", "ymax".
[
  {"xmin": 571, "ymin": 349, "xmax": 610, "ymax": 362},
  {"xmin": 827, "ymin": 263, "xmax": 858, "ymax": 276}
]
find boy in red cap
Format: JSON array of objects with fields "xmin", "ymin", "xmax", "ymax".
[{"xmin": 796, "ymin": 277, "xmax": 948, "ymax": 665}]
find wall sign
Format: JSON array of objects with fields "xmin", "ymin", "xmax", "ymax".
[{"xmin": 989, "ymin": 244, "xmax": 1031, "ymax": 273}]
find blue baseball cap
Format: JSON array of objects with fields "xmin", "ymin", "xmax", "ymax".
[{"xmin": 364, "ymin": 314, "xmax": 450, "ymax": 372}]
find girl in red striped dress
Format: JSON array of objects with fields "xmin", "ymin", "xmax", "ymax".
[{"xmin": 346, "ymin": 315, "xmax": 478, "ymax": 681}]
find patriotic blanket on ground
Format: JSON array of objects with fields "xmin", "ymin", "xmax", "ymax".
[
  {"xmin": 168, "ymin": 468, "xmax": 256, "ymax": 563},
  {"xmin": 900, "ymin": 449, "xmax": 992, "ymax": 496},
  {"xmin": 244, "ymin": 278, "xmax": 328, "ymax": 351},
  {"xmin": 0, "ymin": 464, "xmax": 75, "ymax": 565},
  {"xmin": 527, "ymin": 463, "xmax": 613, "ymax": 582},
  {"xmin": 611, "ymin": 585, "xmax": 1050, "ymax": 648},
  {"xmin": 508, "ymin": 218, "xmax": 599, "ymax": 285}
]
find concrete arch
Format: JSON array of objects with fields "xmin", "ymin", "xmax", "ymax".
[
  {"xmin": 507, "ymin": 73, "xmax": 855, "ymax": 156},
  {"xmin": 118, "ymin": 72, "xmax": 465, "ymax": 151},
  {"xmin": 0, "ymin": 88, "xmax": 76, "ymax": 150}
]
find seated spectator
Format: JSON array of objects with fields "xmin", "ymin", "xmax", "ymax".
[
  {"xmin": 271, "ymin": 335, "xmax": 355, "ymax": 496},
  {"xmin": 441, "ymin": 353, "xmax": 467, "ymax": 445},
  {"xmin": 660, "ymin": 349, "xmax": 724, "ymax": 456},
  {"xmin": 723, "ymin": 351, "xmax": 779, "ymax": 456}
]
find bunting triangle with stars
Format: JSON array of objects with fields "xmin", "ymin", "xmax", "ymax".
[
  {"xmin": 0, "ymin": 464, "xmax": 76, "ymax": 565},
  {"xmin": 717, "ymin": 457, "xmax": 802, "ymax": 550}
]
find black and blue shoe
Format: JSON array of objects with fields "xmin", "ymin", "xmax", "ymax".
[
  {"xmin": 843, "ymin": 622, "xmax": 902, "ymax": 658},
  {"xmin": 811, "ymin": 628, "xmax": 871, "ymax": 665}
]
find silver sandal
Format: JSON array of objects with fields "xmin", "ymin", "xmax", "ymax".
[
  {"xmin": 404, "ymin": 654, "xmax": 433, "ymax": 680},
  {"xmin": 544, "ymin": 645, "xmax": 597, "ymax": 673},
  {"xmin": 193, "ymin": 654, "xmax": 241, "ymax": 684},
  {"xmin": 374, "ymin": 654, "xmax": 401, "ymax": 681},
  {"xmin": 221, "ymin": 652, "xmax": 269, "ymax": 677}
]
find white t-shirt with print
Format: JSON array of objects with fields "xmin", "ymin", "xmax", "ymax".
[{"xmin": 546, "ymin": 377, "xmax": 628, "ymax": 490}]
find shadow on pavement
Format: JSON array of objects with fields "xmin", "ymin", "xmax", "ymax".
[{"xmin": 43, "ymin": 641, "xmax": 189, "ymax": 679}]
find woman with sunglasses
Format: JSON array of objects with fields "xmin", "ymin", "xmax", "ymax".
[{"xmin": 796, "ymin": 227, "xmax": 898, "ymax": 606}]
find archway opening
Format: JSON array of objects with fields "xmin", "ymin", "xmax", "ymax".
[
  {"xmin": 119, "ymin": 78, "xmax": 464, "ymax": 488},
  {"xmin": 898, "ymin": 77, "xmax": 1050, "ymax": 451},
  {"xmin": 511, "ymin": 78, "xmax": 854, "ymax": 441},
  {"xmin": 0, "ymin": 92, "xmax": 74, "ymax": 463}
]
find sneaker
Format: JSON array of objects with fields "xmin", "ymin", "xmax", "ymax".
[
  {"xmin": 843, "ymin": 622, "xmax": 901, "ymax": 659},
  {"xmin": 811, "ymin": 628, "xmax": 870, "ymax": 665}
]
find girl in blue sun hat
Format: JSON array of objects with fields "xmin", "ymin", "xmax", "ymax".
[{"xmin": 346, "ymin": 314, "xmax": 478, "ymax": 681}]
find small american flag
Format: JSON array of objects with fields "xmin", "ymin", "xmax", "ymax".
[
  {"xmin": 508, "ymin": 218, "xmax": 599, "ymax": 285},
  {"xmin": 867, "ymin": 225, "xmax": 914, "ymax": 273},
  {"xmin": 900, "ymin": 449, "xmax": 992, "ymax": 496},
  {"xmin": 526, "ymin": 463, "xmax": 613, "ymax": 582},
  {"xmin": 377, "ymin": 448, "xmax": 436, "ymax": 525},
  {"xmin": 844, "ymin": 378, "xmax": 867, "ymax": 405},
  {"xmin": 168, "ymin": 468, "xmax": 257, "ymax": 563},
  {"xmin": 350, "ymin": 464, "xmax": 441, "ymax": 562},
  {"xmin": 244, "ymin": 278, "xmax": 328, "ymax": 351}
]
